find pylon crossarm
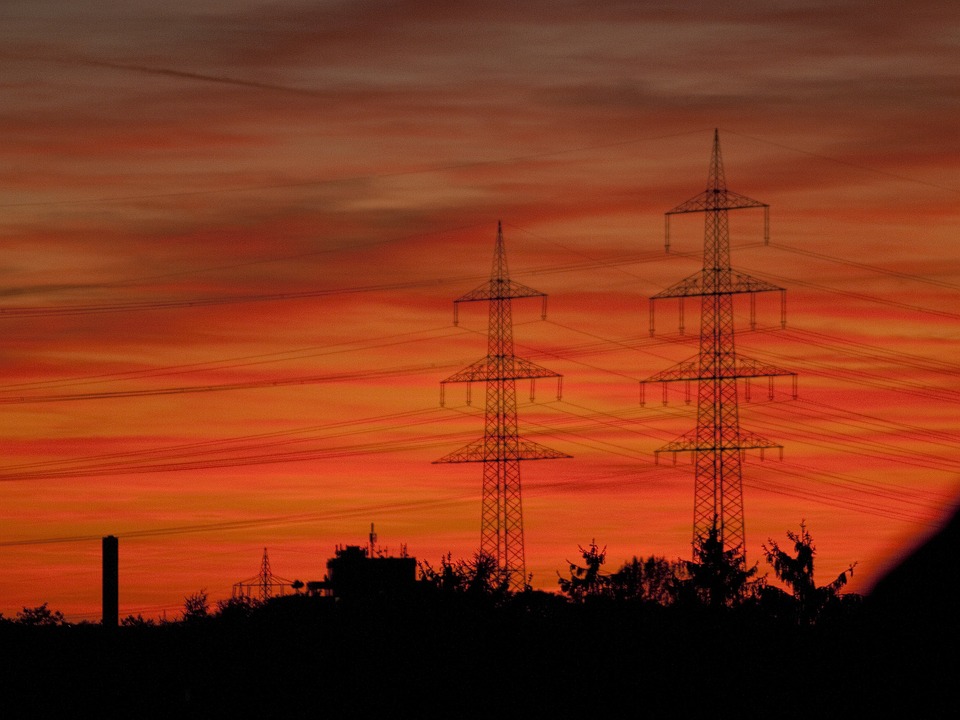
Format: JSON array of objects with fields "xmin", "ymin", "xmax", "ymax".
[
  {"xmin": 735, "ymin": 355, "xmax": 796, "ymax": 380},
  {"xmin": 660, "ymin": 428, "xmax": 700, "ymax": 450},
  {"xmin": 234, "ymin": 575, "xmax": 264, "ymax": 585},
  {"xmin": 736, "ymin": 429, "xmax": 782, "ymax": 451},
  {"xmin": 441, "ymin": 357, "xmax": 496, "ymax": 384},
  {"xmin": 509, "ymin": 357, "xmax": 564, "ymax": 382},
  {"xmin": 655, "ymin": 428, "xmax": 781, "ymax": 455},
  {"xmin": 654, "ymin": 431, "xmax": 699, "ymax": 456},
  {"xmin": 652, "ymin": 271, "xmax": 705, "ymax": 299},
  {"xmin": 653, "ymin": 269, "xmax": 782, "ymax": 300},
  {"xmin": 514, "ymin": 439, "xmax": 572, "ymax": 460},
  {"xmin": 645, "ymin": 355, "xmax": 793, "ymax": 386},
  {"xmin": 433, "ymin": 439, "xmax": 486, "ymax": 464},
  {"xmin": 455, "ymin": 278, "xmax": 546, "ymax": 304},
  {"xmin": 441, "ymin": 355, "xmax": 563, "ymax": 384},
  {"xmin": 666, "ymin": 189, "xmax": 768, "ymax": 216},
  {"xmin": 434, "ymin": 437, "xmax": 570, "ymax": 464},
  {"xmin": 232, "ymin": 574, "xmax": 294, "ymax": 593},
  {"xmin": 646, "ymin": 357, "xmax": 700, "ymax": 383},
  {"xmin": 728, "ymin": 270, "xmax": 783, "ymax": 294}
]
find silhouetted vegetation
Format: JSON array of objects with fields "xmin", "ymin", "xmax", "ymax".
[
  {"xmin": 763, "ymin": 521, "xmax": 857, "ymax": 624},
  {"xmin": 13, "ymin": 603, "xmax": 67, "ymax": 627},
  {"xmin": 180, "ymin": 589, "xmax": 210, "ymax": 623},
  {"xmin": 418, "ymin": 551, "xmax": 512, "ymax": 604},
  {"xmin": 609, "ymin": 554, "xmax": 683, "ymax": 605},
  {"xmin": 3, "ymin": 524, "xmax": 958, "ymax": 718},
  {"xmin": 557, "ymin": 539, "xmax": 610, "ymax": 601},
  {"xmin": 680, "ymin": 525, "xmax": 760, "ymax": 609}
]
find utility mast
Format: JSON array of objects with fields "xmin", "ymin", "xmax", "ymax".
[
  {"xmin": 645, "ymin": 130, "xmax": 796, "ymax": 561},
  {"xmin": 436, "ymin": 222, "xmax": 569, "ymax": 591}
]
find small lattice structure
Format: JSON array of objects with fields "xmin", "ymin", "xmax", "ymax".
[{"xmin": 232, "ymin": 548, "xmax": 295, "ymax": 602}]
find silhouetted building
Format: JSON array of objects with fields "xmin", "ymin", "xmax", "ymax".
[
  {"xmin": 102, "ymin": 535, "xmax": 118, "ymax": 628},
  {"xmin": 307, "ymin": 545, "xmax": 416, "ymax": 600}
]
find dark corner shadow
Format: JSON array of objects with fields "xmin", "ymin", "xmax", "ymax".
[{"xmin": 866, "ymin": 501, "xmax": 960, "ymax": 624}]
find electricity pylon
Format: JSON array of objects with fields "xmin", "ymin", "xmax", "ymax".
[
  {"xmin": 436, "ymin": 222, "xmax": 569, "ymax": 591},
  {"xmin": 232, "ymin": 548, "xmax": 293, "ymax": 602},
  {"xmin": 645, "ymin": 130, "xmax": 796, "ymax": 561}
]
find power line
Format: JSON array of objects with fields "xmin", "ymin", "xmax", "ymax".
[
  {"xmin": 0, "ymin": 362, "xmax": 450, "ymax": 405},
  {"xmin": 721, "ymin": 128, "xmax": 960, "ymax": 196},
  {"xmin": 0, "ymin": 494, "xmax": 478, "ymax": 548}
]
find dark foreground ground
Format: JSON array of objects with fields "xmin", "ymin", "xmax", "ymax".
[{"xmin": 1, "ymin": 591, "xmax": 956, "ymax": 719}]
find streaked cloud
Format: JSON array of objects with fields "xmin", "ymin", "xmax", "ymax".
[{"xmin": 1, "ymin": 1, "xmax": 959, "ymax": 619}]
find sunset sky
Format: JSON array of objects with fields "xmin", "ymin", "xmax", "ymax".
[{"xmin": 2, "ymin": 1, "xmax": 960, "ymax": 621}]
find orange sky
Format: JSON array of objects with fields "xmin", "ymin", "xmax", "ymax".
[{"xmin": 2, "ymin": 2, "xmax": 960, "ymax": 621}]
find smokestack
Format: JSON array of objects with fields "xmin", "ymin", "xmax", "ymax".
[{"xmin": 102, "ymin": 535, "xmax": 118, "ymax": 628}]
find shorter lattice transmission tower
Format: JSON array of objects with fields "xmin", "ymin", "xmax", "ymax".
[
  {"xmin": 644, "ymin": 130, "xmax": 796, "ymax": 562},
  {"xmin": 232, "ymin": 548, "xmax": 294, "ymax": 602},
  {"xmin": 435, "ymin": 222, "xmax": 569, "ymax": 591}
]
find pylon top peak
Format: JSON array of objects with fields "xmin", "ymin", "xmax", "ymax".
[
  {"xmin": 665, "ymin": 131, "xmax": 767, "ymax": 220},
  {"xmin": 493, "ymin": 221, "xmax": 508, "ymax": 281},
  {"xmin": 708, "ymin": 128, "xmax": 726, "ymax": 193},
  {"xmin": 452, "ymin": 222, "xmax": 545, "ymax": 305}
]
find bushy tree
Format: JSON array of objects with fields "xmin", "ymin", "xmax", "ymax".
[
  {"xmin": 182, "ymin": 589, "xmax": 210, "ymax": 623},
  {"xmin": 120, "ymin": 613, "xmax": 155, "ymax": 627},
  {"xmin": 609, "ymin": 555, "xmax": 684, "ymax": 605},
  {"xmin": 16, "ymin": 603, "xmax": 67, "ymax": 626},
  {"xmin": 216, "ymin": 594, "xmax": 259, "ymax": 622},
  {"xmin": 419, "ymin": 552, "xmax": 512, "ymax": 601},
  {"xmin": 462, "ymin": 552, "xmax": 512, "ymax": 597},
  {"xmin": 763, "ymin": 521, "xmax": 856, "ymax": 624},
  {"xmin": 419, "ymin": 552, "xmax": 464, "ymax": 593},
  {"xmin": 557, "ymin": 540, "xmax": 610, "ymax": 602},
  {"xmin": 683, "ymin": 525, "xmax": 758, "ymax": 609}
]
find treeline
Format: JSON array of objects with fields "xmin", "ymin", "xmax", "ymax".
[
  {"xmin": 1, "ymin": 521, "xmax": 858, "ymax": 629},
  {"xmin": 1, "ymin": 522, "xmax": 956, "ymax": 717}
]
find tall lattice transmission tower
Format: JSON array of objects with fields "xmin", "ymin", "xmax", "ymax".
[
  {"xmin": 435, "ymin": 222, "xmax": 569, "ymax": 590},
  {"xmin": 644, "ymin": 130, "xmax": 796, "ymax": 561}
]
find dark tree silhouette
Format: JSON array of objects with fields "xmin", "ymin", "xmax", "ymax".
[
  {"xmin": 419, "ymin": 551, "xmax": 512, "ymax": 601},
  {"xmin": 120, "ymin": 613, "xmax": 155, "ymax": 627},
  {"xmin": 16, "ymin": 603, "xmax": 66, "ymax": 626},
  {"xmin": 557, "ymin": 539, "xmax": 610, "ymax": 602},
  {"xmin": 763, "ymin": 521, "xmax": 856, "ymax": 624},
  {"xmin": 609, "ymin": 555, "xmax": 684, "ymax": 605},
  {"xmin": 683, "ymin": 525, "xmax": 758, "ymax": 609},
  {"xmin": 215, "ymin": 594, "xmax": 259, "ymax": 621},
  {"xmin": 181, "ymin": 589, "xmax": 210, "ymax": 622},
  {"xmin": 418, "ymin": 552, "xmax": 464, "ymax": 593}
]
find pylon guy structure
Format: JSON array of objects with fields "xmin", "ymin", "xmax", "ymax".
[
  {"xmin": 645, "ymin": 131, "xmax": 796, "ymax": 562},
  {"xmin": 436, "ymin": 222, "xmax": 569, "ymax": 591}
]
